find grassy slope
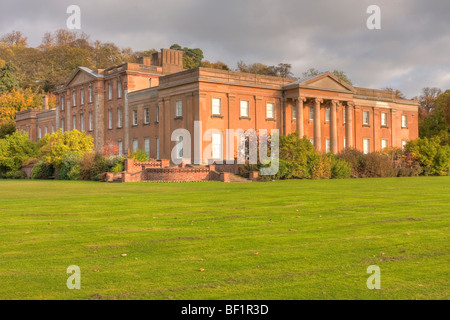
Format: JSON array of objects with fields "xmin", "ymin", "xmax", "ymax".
[{"xmin": 0, "ymin": 177, "xmax": 448, "ymax": 300}]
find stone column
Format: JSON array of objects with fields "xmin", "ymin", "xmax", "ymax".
[
  {"xmin": 345, "ymin": 102, "xmax": 354, "ymax": 148},
  {"xmin": 331, "ymin": 100, "xmax": 338, "ymax": 153},
  {"xmin": 296, "ymin": 97, "xmax": 306, "ymax": 138},
  {"xmin": 313, "ymin": 98, "xmax": 323, "ymax": 151}
]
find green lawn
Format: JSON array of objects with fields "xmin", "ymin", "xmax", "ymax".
[{"xmin": 0, "ymin": 177, "xmax": 448, "ymax": 300}]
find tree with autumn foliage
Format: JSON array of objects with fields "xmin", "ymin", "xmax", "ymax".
[
  {"xmin": 0, "ymin": 88, "xmax": 41, "ymax": 121},
  {"xmin": 0, "ymin": 130, "xmax": 37, "ymax": 178},
  {"xmin": 37, "ymin": 129, "xmax": 94, "ymax": 168}
]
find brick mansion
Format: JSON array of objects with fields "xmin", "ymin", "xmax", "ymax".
[{"xmin": 16, "ymin": 48, "xmax": 419, "ymax": 164}]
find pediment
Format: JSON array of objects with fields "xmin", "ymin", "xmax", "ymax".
[
  {"xmin": 65, "ymin": 67, "xmax": 100, "ymax": 88},
  {"xmin": 301, "ymin": 73, "xmax": 355, "ymax": 93},
  {"xmin": 284, "ymin": 72, "xmax": 355, "ymax": 93}
]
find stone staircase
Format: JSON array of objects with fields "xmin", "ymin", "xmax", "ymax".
[{"xmin": 228, "ymin": 173, "xmax": 252, "ymax": 183}]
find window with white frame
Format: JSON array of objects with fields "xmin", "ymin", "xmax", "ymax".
[
  {"xmin": 238, "ymin": 133, "xmax": 246, "ymax": 160},
  {"xmin": 52, "ymin": 124, "xmax": 55, "ymax": 133},
  {"xmin": 61, "ymin": 96, "xmax": 65, "ymax": 110},
  {"xmin": 363, "ymin": 139, "xmax": 370, "ymax": 154},
  {"xmin": 144, "ymin": 138, "xmax": 150, "ymax": 158},
  {"xmin": 89, "ymin": 84, "xmax": 93, "ymax": 103},
  {"xmin": 118, "ymin": 140, "xmax": 123, "ymax": 155},
  {"xmin": 240, "ymin": 100, "xmax": 249, "ymax": 117},
  {"xmin": 292, "ymin": 104, "xmax": 297, "ymax": 120},
  {"xmin": 89, "ymin": 112, "xmax": 93, "ymax": 131},
  {"xmin": 39, "ymin": 127, "xmax": 42, "ymax": 139},
  {"xmin": 144, "ymin": 108, "xmax": 150, "ymax": 124},
  {"xmin": 309, "ymin": 106, "xmax": 314, "ymax": 121},
  {"xmin": 156, "ymin": 137, "xmax": 160, "ymax": 160},
  {"xmin": 266, "ymin": 103, "xmax": 274, "ymax": 119},
  {"xmin": 108, "ymin": 82, "xmax": 112, "ymax": 100},
  {"xmin": 108, "ymin": 109, "xmax": 113, "ymax": 129},
  {"xmin": 61, "ymin": 119, "xmax": 65, "ymax": 133},
  {"xmin": 156, "ymin": 105, "xmax": 159, "ymax": 123},
  {"xmin": 118, "ymin": 81, "xmax": 122, "ymax": 99},
  {"xmin": 402, "ymin": 115, "xmax": 407, "ymax": 128},
  {"xmin": 176, "ymin": 100, "xmax": 182, "ymax": 117},
  {"xmin": 343, "ymin": 108, "xmax": 346, "ymax": 124},
  {"xmin": 363, "ymin": 111, "xmax": 370, "ymax": 125},
  {"xmin": 73, "ymin": 90, "xmax": 76, "ymax": 106},
  {"xmin": 212, "ymin": 132, "xmax": 222, "ymax": 159},
  {"xmin": 118, "ymin": 108, "xmax": 122, "ymax": 128},
  {"xmin": 343, "ymin": 138, "xmax": 346, "ymax": 149},
  {"xmin": 310, "ymin": 138, "xmax": 314, "ymax": 145},
  {"xmin": 212, "ymin": 98, "xmax": 221, "ymax": 115},
  {"xmin": 80, "ymin": 87, "xmax": 84, "ymax": 105},
  {"xmin": 402, "ymin": 140, "xmax": 408, "ymax": 149},
  {"xmin": 80, "ymin": 113, "xmax": 84, "ymax": 131},
  {"xmin": 381, "ymin": 112, "xmax": 387, "ymax": 126},
  {"xmin": 133, "ymin": 139, "xmax": 138, "ymax": 152},
  {"xmin": 133, "ymin": 110, "xmax": 138, "ymax": 126},
  {"xmin": 73, "ymin": 115, "xmax": 77, "ymax": 130},
  {"xmin": 45, "ymin": 126, "xmax": 48, "ymax": 135},
  {"xmin": 326, "ymin": 139, "xmax": 331, "ymax": 153},
  {"xmin": 325, "ymin": 107, "xmax": 331, "ymax": 122},
  {"xmin": 176, "ymin": 135, "xmax": 183, "ymax": 159},
  {"xmin": 381, "ymin": 139, "xmax": 388, "ymax": 150}
]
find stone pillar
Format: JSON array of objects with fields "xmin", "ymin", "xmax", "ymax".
[
  {"xmin": 331, "ymin": 100, "xmax": 338, "ymax": 153},
  {"xmin": 296, "ymin": 97, "xmax": 306, "ymax": 138},
  {"xmin": 346, "ymin": 102, "xmax": 354, "ymax": 149},
  {"xmin": 124, "ymin": 89, "xmax": 129, "ymax": 154},
  {"xmin": 313, "ymin": 98, "xmax": 323, "ymax": 151}
]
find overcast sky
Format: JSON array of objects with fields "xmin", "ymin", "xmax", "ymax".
[{"xmin": 1, "ymin": 0, "xmax": 449, "ymax": 98}]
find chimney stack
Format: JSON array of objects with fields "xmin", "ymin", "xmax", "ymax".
[{"xmin": 42, "ymin": 95, "xmax": 49, "ymax": 110}]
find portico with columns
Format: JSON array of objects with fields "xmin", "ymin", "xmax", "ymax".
[{"xmin": 283, "ymin": 72, "xmax": 418, "ymax": 154}]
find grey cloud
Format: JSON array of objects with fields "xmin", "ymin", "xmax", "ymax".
[{"xmin": 0, "ymin": 0, "xmax": 449, "ymax": 98}]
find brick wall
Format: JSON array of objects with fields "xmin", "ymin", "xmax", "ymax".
[
  {"xmin": 124, "ymin": 158, "xmax": 170, "ymax": 173},
  {"xmin": 144, "ymin": 167, "xmax": 211, "ymax": 182}
]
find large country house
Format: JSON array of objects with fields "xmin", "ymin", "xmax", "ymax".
[{"xmin": 16, "ymin": 48, "xmax": 419, "ymax": 164}]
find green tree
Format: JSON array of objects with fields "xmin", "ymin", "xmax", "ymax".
[
  {"xmin": 201, "ymin": 60, "xmax": 230, "ymax": 70},
  {"xmin": 405, "ymin": 135, "xmax": 450, "ymax": 176},
  {"xmin": 0, "ymin": 130, "xmax": 37, "ymax": 177},
  {"xmin": 0, "ymin": 119, "xmax": 16, "ymax": 139},
  {"xmin": 0, "ymin": 61, "xmax": 20, "ymax": 93},
  {"xmin": 419, "ymin": 90, "xmax": 450, "ymax": 139},
  {"xmin": 236, "ymin": 61, "xmax": 292, "ymax": 78},
  {"xmin": 38, "ymin": 129, "xmax": 94, "ymax": 168},
  {"xmin": 170, "ymin": 44, "xmax": 204, "ymax": 69}
]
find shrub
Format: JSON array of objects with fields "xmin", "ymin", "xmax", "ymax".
[
  {"xmin": 362, "ymin": 152, "xmax": 396, "ymax": 178},
  {"xmin": 337, "ymin": 148, "xmax": 365, "ymax": 178},
  {"xmin": 405, "ymin": 136, "xmax": 450, "ymax": 176},
  {"xmin": 5, "ymin": 170, "xmax": 27, "ymax": 179},
  {"xmin": 130, "ymin": 149, "xmax": 149, "ymax": 162},
  {"xmin": 31, "ymin": 161, "xmax": 54, "ymax": 179},
  {"xmin": 58, "ymin": 152, "xmax": 82, "ymax": 180},
  {"xmin": 38, "ymin": 129, "xmax": 94, "ymax": 168},
  {"xmin": 0, "ymin": 131, "xmax": 37, "ymax": 177},
  {"xmin": 111, "ymin": 162, "xmax": 124, "ymax": 173},
  {"xmin": 308, "ymin": 152, "xmax": 331, "ymax": 179},
  {"xmin": 238, "ymin": 163, "xmax": 260, "ymax": 178},
  {"xmin": 67, "ymin": 164, "xmax": 81, "ymax": 181},
  {"xmin": 79, "ymin": 153, "xmax": 109, "ymax": 181},
  {"xmin": 330, "ymin": 156, "xmax": 351, "ymax": 179}
]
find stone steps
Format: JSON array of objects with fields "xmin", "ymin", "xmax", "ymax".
[{"xmin": 228, "ymin": 173, "xmax": 252, "ymax": 183}]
